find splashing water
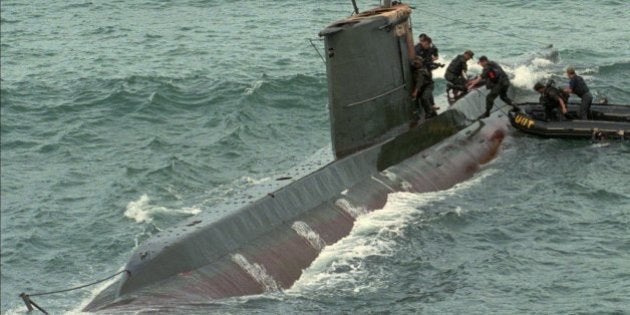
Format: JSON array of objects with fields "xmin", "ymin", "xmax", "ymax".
[{"xmin": 124, "ymin": 194, "xmax": 201, "ymax": 224}]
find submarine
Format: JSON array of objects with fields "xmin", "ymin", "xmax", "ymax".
[{"xmin": 83, "ymin": 2, "xmax": 513, "ymax": 311}]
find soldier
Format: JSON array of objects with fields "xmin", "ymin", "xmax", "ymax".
[
  {"xmin": 414, "ymin": 36, "xmax": 440, "ymax": 113},
  {"xmin": 445, "ymin": 50, "xmax": 474, "ymax": 98},
  {"xmin": 534, "ymin": 81, "xmax": 568, "ymax": 121},
  {"xmin": 411, "ymin": 56, "xmax": 437, "ymax": 119},
  {"xmin": 467, "ymin": 56, "xmax": 516, "ymax": 118},
  {"xmin": 564, "ymin": 67, "xmax": 592, "ymax": 119},
  {"xmin": 415, "ymin": 33, "xmax": 439, "ymax": 62}
]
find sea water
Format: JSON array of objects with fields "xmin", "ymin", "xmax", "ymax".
[{"xmin": 2, "ymin": 0, "xmax": 629, "ymax": 313}]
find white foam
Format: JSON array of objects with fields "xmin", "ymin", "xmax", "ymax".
[
  {"xmin": 510, "ymin": 64, "xmax": 549, "ymax": 89},
  {"xmin": 288, "ymin": 192, "xmax": 426, "ymax": 295},
  {"xmin": 467, "ymin": 62, "xmax": 484, "ymax": 76},
  {"xmin": 382, "ymin": 170, "xmax": 398, "ymax": 182},
  {"xmin": 370, "ymin": 175, "xmax": 396, "ymax": 192},
  {"xmin": 381, "ymin": 170, "xmax": 412, "ymax": 192},
  {"xmin": 455, "ymin": 206, "xmax": 464, "ymax": 216},
  {"xmin": 381, "ymin": 170, "xmax": 413, "ymax": 191},
  {"xmin": 291, "ymin": 221, "xmax": 326, "ymax": 251},
  {"xmin": 531, "ymin": 57, "xmax": 554, "ymax": 67},
  {"xmin": 432, "ymin": 55, "xmax": 448, "ymax": 79},
  {"xmin": 241, "ymin": 176, "xmax": 271, "ymax": 185},
  {"xmin": 71, "ymin": 268, "xmax": 128, "ymax": 315},
  {"xmin": 458, "ymin": 56, "xmax": 556, "ymax": 90},
  {"xmin": 231, "ymin": 254, "xmax": 280, "ymax": 292},
  {"xmin": 502, "ymin": 56, "xmax": 558, "ymax": 89},
  {"xmin": 334, "ymin": 198, "xmax": 367, "ymax": 218},
  {"xmin": 3, "ymin": 306, "xmax": 32, "ymax": 315},
  {"xmin": 401, "ymin": 180, "xmax": 413, "ymax": 192},
  {"xmin": 289, "ymin": 170, "xmax": 496, "ymax": 295},
  {"xmin": 2, "ymin": 267, "xmax": 131, "ymax": 315},
  {"xmin": 591, "ymin": 142, "xmax": 611, "ymax": 148},
  {"xmin": 244, "ymin": 79, "xmax": 264, "ymax": 95},
  {"xmin": 124, "ymin": 194, "xmax": 201, "ymax": 224}
]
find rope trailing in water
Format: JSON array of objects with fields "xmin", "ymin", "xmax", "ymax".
[
  {"xmin": 412, "ymin": 7, "xmax": 552, "ymax": 47},
  {"xmin": 19, "ymin": 270, "xmax": 130, "ymax": 314}
]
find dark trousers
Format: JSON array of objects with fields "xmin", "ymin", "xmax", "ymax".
[
  {"xmin": 486, "ymin": 82, "xmax": 512, "ymax": 114},
  {"xmin": 579, "ymin": 92, "xmax": 593, "ymax": 119},
  {"xmin": 414, "ymin": 82, "xmax": 435, "ymax": 118},
  {"xmin": 422, "ymin": 82, "xmax": 435, "ymax": 116},
  {"xmin": 445, "ymin": 72, "xmax": 467, "ymax": 91},
  {"xmin": 544, "ymin": 106, "xmax": 566, "ymax": 121}
]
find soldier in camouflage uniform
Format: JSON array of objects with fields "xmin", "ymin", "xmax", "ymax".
[{"xmin": 411, "ymin": 56, "xmax": 437, "ymax": 119}]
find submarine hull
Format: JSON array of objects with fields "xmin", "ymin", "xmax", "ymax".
[
  {"xmin": 85, "ymin": 4, "xmax": 514, "ymax": 311},
  {"xmin": 85, "ymin": 90, "xmax": 511, "ymax": 311}
]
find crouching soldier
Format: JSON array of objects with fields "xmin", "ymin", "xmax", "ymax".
[{"xmin": 534, "ymin": 81, "xmax": 568, "ymax": 121}]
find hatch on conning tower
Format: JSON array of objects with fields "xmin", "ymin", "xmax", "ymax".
[{"xmin": 319, "ymin": 4, "xmax": 416, "ymax": 159}]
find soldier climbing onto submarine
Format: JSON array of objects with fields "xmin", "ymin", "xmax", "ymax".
[
  {"xmin": 445, "ymin": 50, "xmax": 474, "ymax": 100},
  {"xmin": 411, "ymin": 56, "xmax": 437, "ymax": 119}
]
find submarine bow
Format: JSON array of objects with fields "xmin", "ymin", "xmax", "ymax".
[{"xmin": 85, "ymin": 4, "xmax": 511, "ymax": 311}]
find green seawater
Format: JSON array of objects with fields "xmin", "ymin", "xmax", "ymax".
[{"xmin": 1, "ymin": 0, "xmax": 629, "ymax": 313}]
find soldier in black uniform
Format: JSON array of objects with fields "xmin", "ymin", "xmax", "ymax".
[
  {"xmin": 415, "ymin": 37, "xmax": 439, "ymax": 73},
  {"xmin": 411, "ymin": 56, "xmax": 437, "ymax": 119},
  {"xmin": 445, "ymin": 50, "xmax": 474, "ymax": 97},
  {"xmin": 467, "ymin": 56, "xmax": 515, "ymax": 118},
  {"xmin": 564, "ymin": 67, "xmax": 592, "ymax": 119},
  {"xmin": 415, "ymin": 34, "xmax": 439, "ymax": 63},
  {"xmin": 414, "ymin": 36, "xmax": 440, "ymax": 113},
  {"xmin": 534, "ymin": 81, "xmax": 568, "ymax": 121},
  {"xmin": 414, "ymin": 33, "xmax": 427, "ymax": 56}
]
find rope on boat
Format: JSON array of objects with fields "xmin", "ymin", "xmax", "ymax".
[{"xmin": 19, "ymin": 270, "xmax": 130, "ymax": 314}]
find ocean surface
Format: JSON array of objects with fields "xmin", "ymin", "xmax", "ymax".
[{"xmin": 2, "ymin": 0, "xmax": 629, "ymax": 313}]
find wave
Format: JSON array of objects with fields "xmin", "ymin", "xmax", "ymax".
[
  {"xmin": 508, "ymin": 62, "xmax": 554, "ymax": 90},
  {"xmin": 61, "ymin": 2, "xmax": 93, "ymax": 9},
  {"xmin": 1, "ymin": 74, "xmax": 265, "ymax": 128},
  {"xmin": 0, "ymin": 17, "xmax": 21, "ymax": 24},
  {"xmin": 124, "ymin": 194, "xmax": 201, "ymax": 224},
  {"xmin": 597, "ymin": 61, "xmax": 630, "ymax": 75},
  {"xmin": 242, "ymin": 73, "xmax": 326, "ymax": 107},
  {"xmin": 288, "ymin": 171, "xmax": 495, "ymax": 296}
]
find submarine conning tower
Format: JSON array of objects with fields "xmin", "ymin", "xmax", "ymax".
[{"xmin": 319, "ymin": 3, "xmax": 416, "ymax": 159}]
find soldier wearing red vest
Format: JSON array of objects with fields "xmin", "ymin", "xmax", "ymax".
[{"xmin": 468, "ymin": 56, "xmax": 516, "ymax": 118}]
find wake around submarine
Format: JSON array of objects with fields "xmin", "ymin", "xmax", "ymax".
[{"xmin": 84, "ymin": 2, "xmax": 512, "ymax": 311}]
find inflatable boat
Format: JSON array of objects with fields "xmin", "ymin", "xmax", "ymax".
[{"xmin": 508, "ymin": 102, "xmax": 630, "ymax": 140}]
